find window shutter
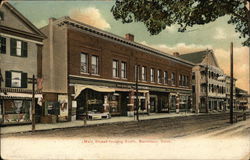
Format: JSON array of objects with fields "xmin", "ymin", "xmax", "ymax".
[
  {"xmin": 22, "ymin": 41, "xmax": 28, "ymax": 57},
  {"xmin": 5, "ymin": 71, "xmax": 12, "ymax": 87},
  {"xmin": 21, "ymin": 72, "xmax": 28, "ymax": 88},
  {"xmin": 10, "ymin": 38, "xmax": 16, "ymax": 56},
  {"xmin": 0, "ymin": 37, "xmax": 6, "ymax": 54}
]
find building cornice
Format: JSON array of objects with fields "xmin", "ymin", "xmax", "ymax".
[{"xmin": 51, "ymin": 17, "xmax": 195, "ymax": 68}]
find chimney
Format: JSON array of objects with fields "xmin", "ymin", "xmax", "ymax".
[
  {"xmin": 173, "ymin": 52, "xmax": 180, "ymax": 57},
  {"xmin": 125, "ymin": 33, "xmax": 134, "ymax": 41}
]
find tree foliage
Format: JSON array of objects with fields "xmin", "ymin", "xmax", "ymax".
[{"xmin": 111, "ymin": 0, "xmax": 250, "ymax": 46}]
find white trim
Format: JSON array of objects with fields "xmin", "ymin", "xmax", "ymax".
[
  {"xmin": 0, "ymin": 33, "xmax": 43, "ymax": 45},
  {"xmin": 69, "ymin": 74, "xmax": 192, "ymax": 91}
]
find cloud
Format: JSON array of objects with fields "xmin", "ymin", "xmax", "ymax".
[
  {"xmin": 141, "ymin": 41, "xmax": 212, "ymax": 54},
  {"xmin": 140, "ymin": 41, "xmax": 249, "ymax": 92},
  {"xmin": 165, "ymin": 25, "xmax": 178, "ymax": 33},
  {"xmin": 214, "ymin": 47, "xmax": 249, "ymax": 92},
  {"xmin": 214, "ymin": 27, "xmax": 227, "ymax": 40},
  {"xmin": 34, "ymin": 20, "xmax": 48, "ymax": 28},
  {"xmin": 69, "ymin": 7, "xmax": 111, "ymax": 30}
]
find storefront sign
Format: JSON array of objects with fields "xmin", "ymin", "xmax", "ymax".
[
  {"xmin": 116, "ymin": 84, "xmax": 132, "ymax": 89},
  {"xmin": 87, "ymin": 99, "xmax": 103, "ymax": 105}
]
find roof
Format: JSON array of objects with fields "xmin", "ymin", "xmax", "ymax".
[
  {"xmin": 2, "ymin": 2, "xmax": 46, "ymax": 39},
  {"xmin": 179, "ymin": 50, "xmax": 210, "ymax": 64},
  {"xmin": 49, "ymin": 16, "xmax": 195, "ymax": 67}
]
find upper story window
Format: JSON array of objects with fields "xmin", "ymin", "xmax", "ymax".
[
  {"xmin": 0, "ymin": 11, "xmax": 4, "ymax": 21},
  {"xmin": 164, "ymin": 71, "xmax": 168, "ymax": 85},
  {"xmin": 10, "ymin": 38, "xmax": 28, "ymax": 57},
  {"xmin": 91, "ymin": 55, "xmax": 99, "ymax": 75},
  {"xmin": 5, "ymin": 71, "xmax": 27, "ymax": 88},
  {"xmin": 179, "ymin": 75, "xmax": 182, "ymax": 86},
  {"xmin": 121, "ymin": 61, "xmax": 127, "ymax": 79},
  {"xmin": 141, "ymin": 66, "xmax": 147, "ymax": 81},
  {"xmin": 157, "ymin": 69, "xmax": 162, "ymax": 84},
  {"xmin": 112, "ymin": 60, "xmax": 119, "ymax": 78},
  {"xmin": 0, "ymin": 36, "xmax": 6, "ymax": 54},
  {"xmin": 171, "ymin": 72, "xmax": 176, "ymax": 86},
  {"xmin": 150, "ymin": 68, "xmax": 155, "ymax": 82},
  {"xmin": 134, "ymin": 65, "xmax": 139, "ymax": 81},
  {"xmin": 187, "ymin": 76, "xmax": 190, "ymax": 86},
  {"xmin": 80, "ymin": 53, "xmax": 88, "ymax": 73}
]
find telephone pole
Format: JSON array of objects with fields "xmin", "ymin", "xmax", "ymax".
[
  {"xmin": 135, "ymin": 65, "xmax": 139, "ymax": 121},
  {"xmin": 32, "ymin": 74, "xmax": 35, "ymax": 131},
  {"xmin": 230, "ymin": 43, "xmax": 234, "ymax": 124}
]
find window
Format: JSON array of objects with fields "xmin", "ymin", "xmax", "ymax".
[
  {"xmin": 164, "ymin": 71, "xmax": 168, "ymax": 84},
  {"xmin": 80, "ymin": 53, "xmax": 88, "ymax": 73},
  {"xmin": 0, "ymin": 36, "xmax": 6, "ymax": 54},
  {"xmin": 182, "ymin": 75, "xmax": 185, "ymax": 86},
  {"xmin": 5, "ymin": 71, "xmax": 27, "ymax": 88},
  {"xmin": 179, "ymin": 75, "xmax": 182, "ymax": 86},
  {"xmin": 157, "ymin": 69, "xmax": 162, "ymax": 84},
  {"xmin": 0, "ymin": 11, "xmax": 3, "ymax": 21},
  {"xmin": 171, "ymin": 72, "xmax": 176, "ymax": 85},
  {"xmin": 134, "ymin": 65, "xmax": 139, "ymax": 81},
  {"xmin": 121, "ymin": 62, "xmax": 127, "ymax": 79},
  {"xmin": 91, "ymin": 55, "xmax": 99, "ymax": 74},
  {"xmin": 10, "ymin": 39, "xmax": 27, "ymax": 57},
  {"xmin": 113, "ymin": 60, "xmax": 119, "ymax": 78},
  {"xmin": 142, "ymin": 66, "xmax": 147, "ymax": 81},
  {"xmin": 150, "ymin": 68, "xmax": 155, "ymax": 82}
]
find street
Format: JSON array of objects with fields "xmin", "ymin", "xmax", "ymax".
[{"xmin": 1, "ymin": 112, "xmax": 250, "ymax": 159}]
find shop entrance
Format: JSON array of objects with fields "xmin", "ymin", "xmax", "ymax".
[{"xmin": 150, "ymin": 96, "xmax": 157, "ymax": 113}]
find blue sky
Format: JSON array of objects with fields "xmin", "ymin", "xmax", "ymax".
[{"xmin": 9, "ymin": 0, "xmax": 249, "ymax": 91}]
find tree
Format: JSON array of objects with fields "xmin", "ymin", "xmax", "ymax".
[{"xmin": 111, "ymin": 0, "xmax": 250, "ymax": 46}]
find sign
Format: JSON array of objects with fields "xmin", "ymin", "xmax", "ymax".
[{"xmin": 87, "ymin": 99, "xmax": 103, "ymax": 105}]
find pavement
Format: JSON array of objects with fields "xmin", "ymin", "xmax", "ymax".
[{"xmin": 0, "ymin": 112, "xmax": 202, "ymax": 135}]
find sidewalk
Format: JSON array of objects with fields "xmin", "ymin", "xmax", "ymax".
[{"xmin": 0, "ymin": 112, "xmax": 212, "ymax": 135}]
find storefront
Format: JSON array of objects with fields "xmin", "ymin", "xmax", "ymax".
[{"xmin": 0, "ymin": 92, "xmax": 42, "ymax": 125}]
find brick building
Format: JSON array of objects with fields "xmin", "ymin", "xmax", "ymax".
[{"xmin": 40, "ymin": 17, "xmax": 194, "ymax": 121}]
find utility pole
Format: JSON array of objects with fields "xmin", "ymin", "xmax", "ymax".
[
  {"xmin": 135, "ymin": 65, "xmax": 139, "ymax": 121},
  {"xmin": 205, "ymin": 65, "xmax": 209, "ymax": 113},
  {"xmin": 32, "ymin": 74, "xmax": 35, "ymax": 131},
  {"xmin": 230, "ymin": 42, "xmax": 234, "ymax": 124},
  {"xmin": 247, "ymin": 1, "xmax": 250, "ymax": 110}
]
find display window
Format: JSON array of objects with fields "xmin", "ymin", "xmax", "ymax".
[{"xmin": 3, "ymin": 99, "xmax": 31, "ymax": 123}]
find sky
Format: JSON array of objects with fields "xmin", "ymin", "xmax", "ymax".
[{"xmin": 9, "ymin": 0, "xmax": 249, "ymax": 92}]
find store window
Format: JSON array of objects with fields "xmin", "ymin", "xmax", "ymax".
[
  {"xmin": 112, "ymin": 60, "xmax": 119, "ymax": 78},
  {"xmin": 0, "ymin": 36, "xmax": 6, "ymax": 54},
  {"xmin": 10, "ymin": 38, "xmax": 27, "ymax": 57},
  {"xmin": 171, "ymin": 72, "xmax": 176, "ymax": 85},
  {"xmin": 80, "ymin": 53, "xmax": 88, "ymax": 73},
  {"xmin": 142, "ymin": 66, "xmax": 147, "ymax": 81},
  {"xmin": 5, "ymin": 71, "xmax": 27, "ymax": 88},
  {"xmin": 91, "ymin": 55, "xmax": 99, "ymax": 75},
  {"xmin": 121, "ymin": 61, "xmax": 127, "ymax": 79},
  {"xmin": 157, "ymin": 69, "xmax": 162, "ymax": 84},
  {"xmin": 150, "ymin": 68, "xmax": 155, "ymax": 82},
  {"xmin": 3, "ymin": 100, "xmax": 31, "ymax": 123},
  {"xmin": 164, "ymin": 71, "xmax": 168, "ymax": 85}
]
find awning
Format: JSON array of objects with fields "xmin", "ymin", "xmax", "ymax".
[
  {"xmin": 74, "ymin": 85, "xmax": 115, "ymax": 98},
  {"xmin": 0, "ymin": 92, "xmax": 42, "ymax": 99}
]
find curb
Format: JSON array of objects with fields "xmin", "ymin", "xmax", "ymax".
[{"xmin": 1, "ymin": 111, "xmax": 249, "ymax": 136}]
